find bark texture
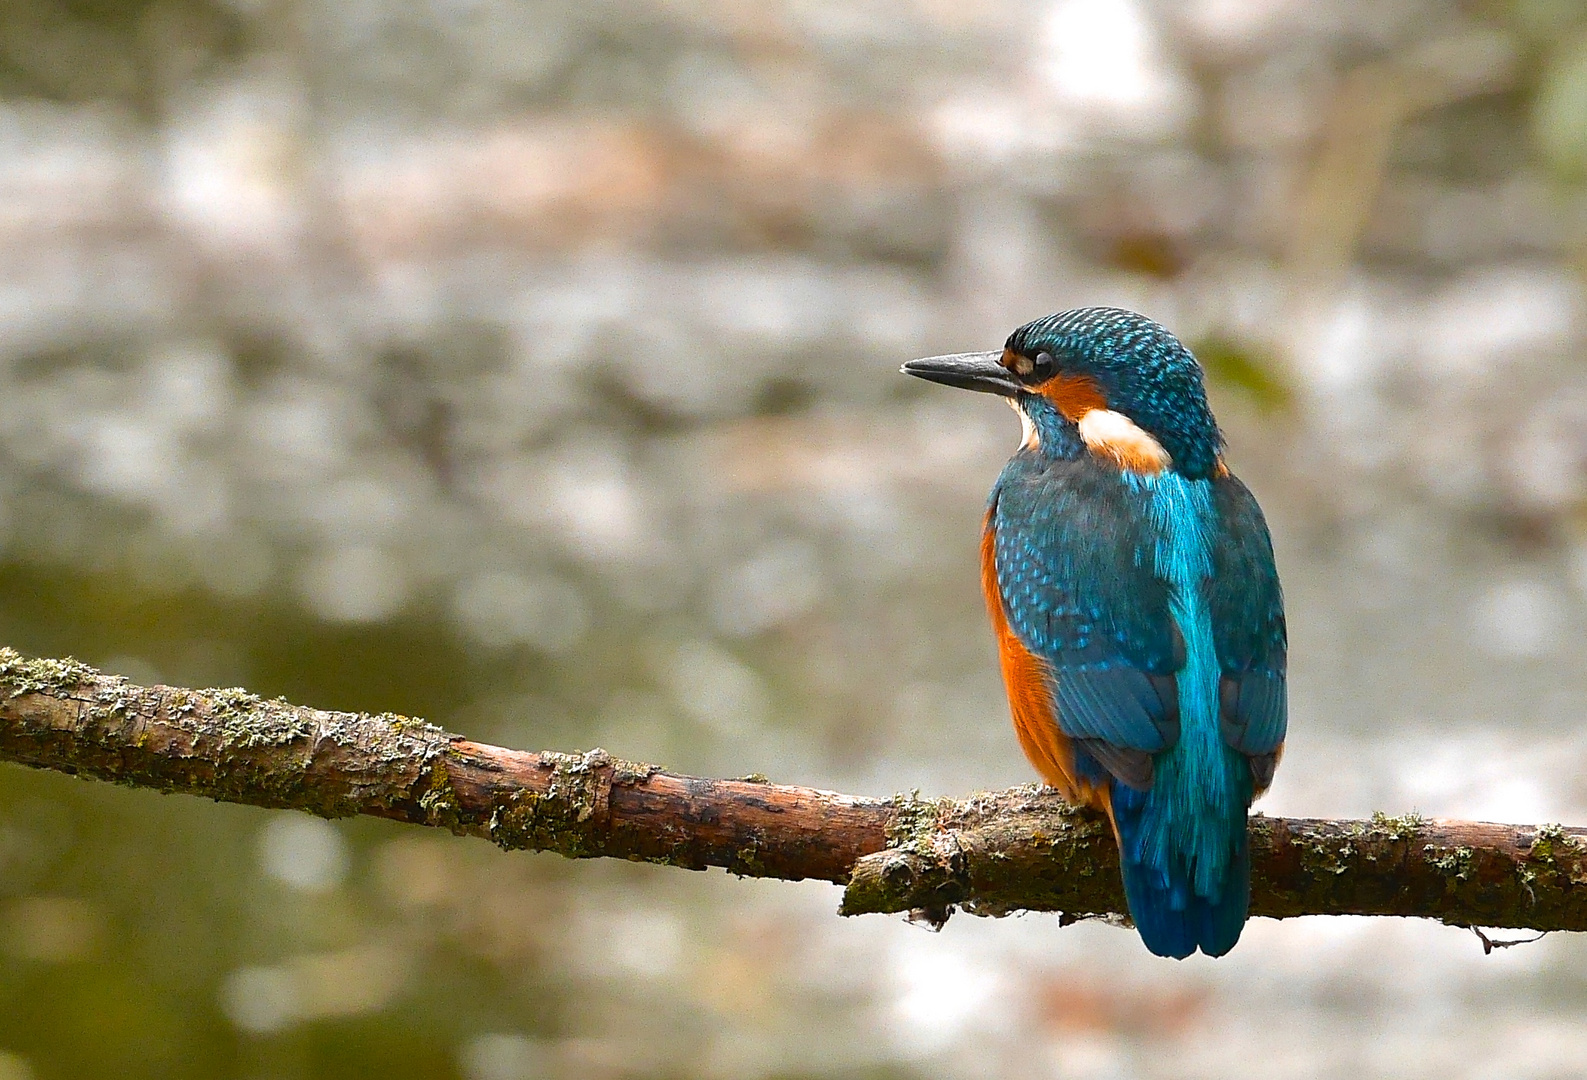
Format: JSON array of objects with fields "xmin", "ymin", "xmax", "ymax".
[{"xmin": 0, "ymin": 648, "xmax": 1583, "ymax": 932}]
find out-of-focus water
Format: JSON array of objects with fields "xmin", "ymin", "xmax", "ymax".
[{"xmin": 1, "ymin": 0, "xmax": 1587, "ymax": 1077}]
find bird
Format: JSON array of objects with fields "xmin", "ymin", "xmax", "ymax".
[{"xmin": 902, "ymin": 307, "xmax": 1285, "ymax": 958}]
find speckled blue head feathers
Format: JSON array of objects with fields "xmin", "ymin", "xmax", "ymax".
[{"xmin": 1005, "ymin": 308, "xmax": 1223, "ymax": 479}]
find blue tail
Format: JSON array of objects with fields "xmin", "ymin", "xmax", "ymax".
[
  {"xmin": 1109, "ymin": 469, "xmax": 1255, "ymax": 958},
  {"xmin": 1111, "ymin": 779, "xmax": 1250, "ymax": 959}
]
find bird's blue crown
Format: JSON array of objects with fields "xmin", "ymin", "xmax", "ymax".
[{"xmin": 1007, "ymin": 307, "xmax": 1223, "ymax": 479}]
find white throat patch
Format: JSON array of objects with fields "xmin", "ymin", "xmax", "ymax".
[{"xmin": 1013, "ymin": 399, "xmax": 1039, "ymax": 450}]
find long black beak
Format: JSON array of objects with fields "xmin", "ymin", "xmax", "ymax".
[{"xmin": 901, "ymin": 351, "xmax": 1020, "ymax": 398}]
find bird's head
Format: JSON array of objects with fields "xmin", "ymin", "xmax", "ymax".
[{"xmin": 902, "ymin": 307, "xmax": 1223, "ymax": 479}]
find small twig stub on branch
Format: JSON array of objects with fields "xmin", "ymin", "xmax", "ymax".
[{"xmin": 0, "ymin": 647, "xmax": 1582, "ymax": 934}]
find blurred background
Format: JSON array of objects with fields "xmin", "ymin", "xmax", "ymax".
[{"xmin": 1, "ymin": 0, "xmax": 1587, "ymax": 1076}]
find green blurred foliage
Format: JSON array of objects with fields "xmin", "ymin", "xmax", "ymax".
[
  {"xmin": 1192, "ymin": 340, "xmax": 1292, "ymax": 414},
  {"xmin": 0, "ymin": 0, "xmax": 247, "ymax": 114},
  {"xmin": 1533, "ymin": 35, "xmax": 1587, "ymax": 180}
]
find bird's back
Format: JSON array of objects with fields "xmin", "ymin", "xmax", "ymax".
[{"xmin": 985, "ymin": 450, "xmax": 1282, "ymax": 957}]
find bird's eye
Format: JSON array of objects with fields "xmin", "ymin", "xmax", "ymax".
[{"xmin": 1006, "ymin": 349, "xmax": 1057, "ymax": 380}]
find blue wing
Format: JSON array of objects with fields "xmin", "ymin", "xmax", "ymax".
[
  {"xmin": 1209, "ymin": 472, "xmax": 1287, "ymax": 790},
  {"xmin": 991, "ymin": 454, "xmax": 1182, "ymax": 789}
]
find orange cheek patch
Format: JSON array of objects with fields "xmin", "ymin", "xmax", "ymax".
[
  {"xmin": 996, "ymin": 351, "xmax": 1108, "ymax": 422},
  {"xmin": 1039, "ymin": 373, "xmax": 1109, "ymax": 423},
  {"xmin": 980, "ymin": 517, "xmax": 1110, "ymax": 814}
]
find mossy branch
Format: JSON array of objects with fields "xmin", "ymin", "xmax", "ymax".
[{"xmin": 0, "ymin": 647, "xmax": 1582, "ymax": 933}]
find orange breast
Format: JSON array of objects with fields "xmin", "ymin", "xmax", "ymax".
[{"xmin": 980, "ymin": 514, "xmax": 1111, "ymax": 815}]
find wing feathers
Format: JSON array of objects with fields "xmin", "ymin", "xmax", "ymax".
[
  {"xmin": 991, "ymin": 456, "xmax": 1182, "ymax": 787},
  {"xmin": 991, "ymin": 456, "xmax": 1286, "ymax": 796},
  {"xmin": 1077, "ymin": 738, "xmax": 1153, "ymax": 790},
  {"xmin": 1208, "ymin": 472, "xmax": 1288, "ymax": 784}
]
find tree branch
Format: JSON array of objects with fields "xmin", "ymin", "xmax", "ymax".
[{"xmin": 0, "ymin": 647, "xmax": 1581, "ymax": 932}]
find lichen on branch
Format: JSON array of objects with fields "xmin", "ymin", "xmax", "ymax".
[{"xmin": 0, "ymin": 647, "xmax": 1582, "ymax": 933}]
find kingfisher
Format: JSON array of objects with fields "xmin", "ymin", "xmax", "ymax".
[{"xmin": 903, "ymin": 307, "xmax": 1286, "ymax": 958}]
